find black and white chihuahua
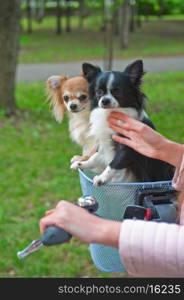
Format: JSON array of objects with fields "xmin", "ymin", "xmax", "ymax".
[{"xmin": 71, "ymin": 60, "xmax": 174, "ymax": 186}]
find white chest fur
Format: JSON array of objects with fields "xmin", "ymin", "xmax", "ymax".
[
  {"xmin": 68, "ymin": 110, "xmax": 90, "ymax": 146},
  {"xmin": 89, "ymin": 107, "xmax": 139, "ymax": 165}
]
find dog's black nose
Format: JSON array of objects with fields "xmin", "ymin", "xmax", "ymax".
[
  {"xmin": 101, "ymin": 98, "xmax": 111, "ymax": 106},
  {"xmin": 70, "ymin": 104, "xmax": 77, "ymax": 111}
]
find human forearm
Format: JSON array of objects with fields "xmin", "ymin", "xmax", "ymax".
[
  {"xmin": 92, "ymin": 217, "xmax": 121, "ymax": 248},
  {"xmin": 158, "ymin": 139, "xmax": 184, "ymax": 168}
]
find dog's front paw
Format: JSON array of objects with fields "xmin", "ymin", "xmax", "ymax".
[
  {"xmin": 70, "ymin": 161, "xmax": 83, "ymax": 170},
  {"xmin": 70, "ymin": 155, "xmax": 82, "ymax": 164},
  {"xmin": 93, "ymin": 175, "xmax": 107, "ymax": 186}
]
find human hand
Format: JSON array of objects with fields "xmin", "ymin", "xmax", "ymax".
[
  {"xmin": 40, "ymin": 200, "xmax": 121, "ymax": 247},
  {"xmin": 108, "ymin": 112, "xmax": 167, "ymax": 161}
]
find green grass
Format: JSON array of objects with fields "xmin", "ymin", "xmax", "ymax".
[
  {"xmin": 0, "ymin": 71, "xmax": 184, "ymax": 278},
  {"xmin": 19, "ymin": 16, "xmax": 184, "ymax": 63}
]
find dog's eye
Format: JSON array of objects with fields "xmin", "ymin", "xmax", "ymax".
[
  {"xmin": 96, "ymin": 89, "xmax": 104, "ymax": 97},
  {"xmin": 79, "ymin": 94, "xmax": 87, "ymax": 101},
  {"xmin": 63, "ymin": 95, "xmax": 69, "ymax": 102}
]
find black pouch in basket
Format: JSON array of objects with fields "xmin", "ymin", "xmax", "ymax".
[{"xmin": 123, "ymin": 189, "xmax": 178, "ymax": 223}]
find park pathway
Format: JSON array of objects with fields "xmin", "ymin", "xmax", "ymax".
[{"xmin": 16, "ymin": 55, "xmax": 184, "ymax": 82}]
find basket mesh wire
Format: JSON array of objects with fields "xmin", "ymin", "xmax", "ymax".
[{"xmin": 78, "ymin": 169, "xmax": 173, "ymax": 273}]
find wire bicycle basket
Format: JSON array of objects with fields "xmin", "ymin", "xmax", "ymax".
[{"xmin": 78, "ymin": 169, "xmax": 176, "ymax": 273}]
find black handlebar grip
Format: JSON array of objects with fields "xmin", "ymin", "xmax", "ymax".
[
  {"xmin": 40, "ymin": 226, "xmax": 72, "ymax": 246},
  {"xmin": 40, "ymin": 197, "xmax": 98, "ymax": 246}
]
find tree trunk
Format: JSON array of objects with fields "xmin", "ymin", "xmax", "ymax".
[
  {"xmin": 0, "ymin": 0, "xmax": 21, "ymax": 116},
  {"xmin": 119, "ymin": 0, "xmax": 131, "ymax": 49},
  {"xmin": 56, "ymin": 0, "xmax": 62, "ymax": 34},
  {"xmin": 136, "ymin": 0, "xmax": 142, "ymax": 28},
  {"xmin": 26, "ymin": 0, "xmax": 32, "ymax": 33},
  {"xmin": 113, "ymin": 0, "xmax": 119, "ymax": 35},
  {"xmin": 100, "ymin": 0, "xmax": 106, "ymax": 31},
  {"xmin": 143, "ymin": 1, "xmax": 149, "ymax": 22},
  {"xmin": 158, "ymin": 0, "xmax": 165, "ymax": 18},
  {"xmin": 65, "ymin": 0, "xmax": 71, "ymax": 33},
  {"xmin": 129, "ymin": 4, "xmax": 135, "ymax": 32},
  {"xmin": 78, "ymin": 0, "xmax": 85, "ymax": 30},
  {"xmin": 103, "ymin": 20, "xmax": 114, "ymax": 71},
  {"xmin": 103, "ymin": 0, "xmax": 114, "ymax": 71},
  {"xmin": 35, "ymin": 0, "xmax": 45, "ymax": 23}
]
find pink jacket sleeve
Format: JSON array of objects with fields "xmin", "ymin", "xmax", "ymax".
[
  {"xmin": 119, "ymin": 153, "xmax": 184, "ymax": 277},
  {"xmin": 119, "ymin": 219, "xmax": 184, "ymax": 277}
]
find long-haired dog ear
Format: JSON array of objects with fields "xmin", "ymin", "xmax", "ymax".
[{"xmin": 46, "ymin": 75, "xmax": 68, "ymax": 123}]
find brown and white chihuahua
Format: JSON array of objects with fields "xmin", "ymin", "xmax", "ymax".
[{"xmin": 47, "ymin": 75, "xmax": 96, "ymax": 163}]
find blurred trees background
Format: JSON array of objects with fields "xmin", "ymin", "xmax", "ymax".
[
  {"xmin": 0, "ymin": 0, "xmax": 184, "ymax": 115},
  {"xmin": 21, "ymin": 0, "xmax": 184, "ymax": 39}
]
